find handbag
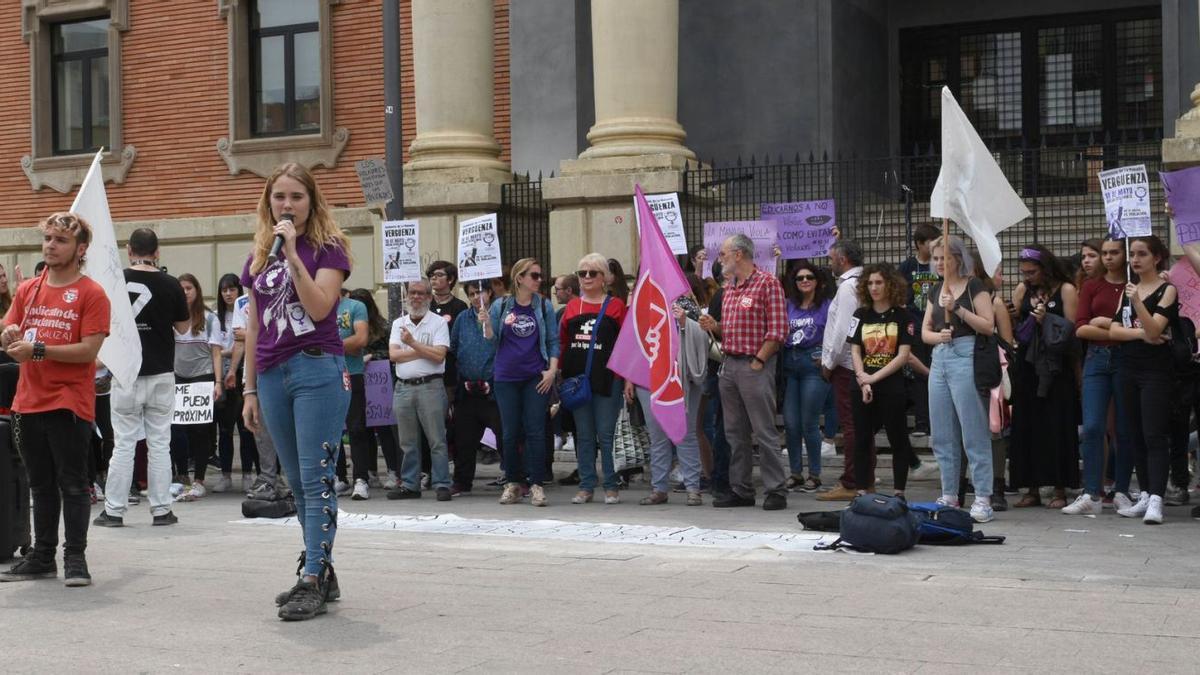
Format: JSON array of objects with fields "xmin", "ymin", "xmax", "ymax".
[
  {"xmin": 558, "ymin": 295, "xmax": 612, "ymax": 411},
  {"xmin": 612, "ymin": 401, "xmax": 650, "ymax": 472},
  {"xmin": 971, "ymin": 291, "xmax": 1002, "ymax": 395}
]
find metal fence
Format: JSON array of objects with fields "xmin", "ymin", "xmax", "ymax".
[
  {"xmin": 499, "ymin": 175, "xmax": 551, "ymax": 273},
  {"xmin": 680, "ymin": 141, "xmax": 1168, "ymax": 285}
]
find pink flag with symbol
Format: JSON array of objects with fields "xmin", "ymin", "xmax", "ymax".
[{"xmin": 608, "ymin": 185, "xmax": 691, "ymax": 443}]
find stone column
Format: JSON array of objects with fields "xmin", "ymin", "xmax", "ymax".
[
  {"xmin": 578, "ymin": 0, "xmax": 695, "ymax": 161},
  {"xmin": 1164, "ymin": 83, "xmax": 1200, "ymax": 164},
  {"xmin": 407, "ymin": 0, "xmax": 507, "ymax": 173}
]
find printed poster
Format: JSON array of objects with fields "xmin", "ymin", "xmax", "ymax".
[
  {"xmin": 381, "ymin": 220, "xmax": 420, "ymax": 283},
  {"xmin": 1098, "ymin": 165, "xmax": 1151, "ymax": 238},
  {"xmin": 760, "ymin": 200, "xmax": 837, "ymax": 259},
  {"xmin": 457, "ymin": 213, "xmax": 503, "ymax": 283},
  {"xmin": 636, "ymin": 192, "xmax": 687, "ymax": 255}
]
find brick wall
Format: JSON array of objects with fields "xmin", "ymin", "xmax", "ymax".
[{"xmin": 0, "ymin": 0, "xmax": 512, "ymax": 231}]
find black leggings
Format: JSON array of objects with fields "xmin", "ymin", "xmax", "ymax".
[
  {"xmin": 1168, "ymin": 376, "xmax": 1198, "ymax": 490},
  {"xmin": 346, "ymin": 374, "xmax": 377, "ymax": 482},
  {"xmin": 89, "ymin": 393, "xmax": 113, "ymax": 484},
  {"xmin": 1121, "ymin": 363, "xmax": 1172, "ymax": 497},
  {"xmin": 217, "ymin": 384, "xmax": 259, "ymax": 475},
  {"xmin": 852, "ymin": 374, "xmax": 915, "ymax": 492}
]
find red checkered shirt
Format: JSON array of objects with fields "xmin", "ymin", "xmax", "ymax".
[{"xmin": 720, "ymin": 267, "xmax": 787, "ymax": 357}]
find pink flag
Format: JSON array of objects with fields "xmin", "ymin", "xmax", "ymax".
[{"xmin": 608, "ymin": 185, "xmax": 691, "ymax": 443}]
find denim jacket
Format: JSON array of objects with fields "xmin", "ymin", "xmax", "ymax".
[{"xmin": 487, "ymin": 294, "xmax": 561, "ymax": 363}]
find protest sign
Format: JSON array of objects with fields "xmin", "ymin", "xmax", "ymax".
[
  {"xmin": 1098, "ymin": 165, "xmax": 1151, "ymax": 238},
  {"xmin": 760, "ymin": 200, "xmax": 837, "ymax": 259},
  {"xmin": 1169, "ymin": 259, "xmax": 1200, "ymax": 326},
  {"xmin": 457, "ymin": 214, "xmax": 503, "ymax": 283},
  {"xmin": 381, "ymin": 220, "xmax": 420, "ymax": 283},
  {"xmin": 355, "ymin": 158, "xmax": 394, "ymax": 206},
  {"xmin": 173, "ymin": 382, "xmax": 214, "ymax": 425},
  {"xmin": 364, "ymin": 360, "xmax": 396, "ymax": 428},
  {"xmin": 701, "ymin": 220, "xmax": 777, "ymax": 278},
  {"xmin": 1162, "ymin": 165, "xmax": 1200, "ymax": 246},
  {"xmin": 636, "ymin": 192, "xmax": 688, "ymax": 255}
]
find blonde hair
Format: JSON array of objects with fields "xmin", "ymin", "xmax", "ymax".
[
  {"xmin": 40, "ymin": 212, "xmax": 92, "ymax": 247},
  {"xmin": 510, "ymin": 258, "xmax": 540, "ymax": 290},
  {"xmin": 576, "ymin": 252, "xmax": 612, "ymax": 284},
  {"xmin": 249, "ymin": 163, "xmax": 350, "ymax": 274}
]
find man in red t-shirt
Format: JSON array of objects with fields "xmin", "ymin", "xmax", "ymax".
[{"xmin": 0, "ymin": 212, "xmax": 110, "ymax": 587}]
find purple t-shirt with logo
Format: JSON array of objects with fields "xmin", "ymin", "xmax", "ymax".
[
  {"xmin": 494, "ymin": 301, "xmax": 545, "ymax": 382},
  {"xmin": 786, "ymin": 298, "xmax": 830, "ymax": 350},
  {"xmin": 240, "ymin": 236, "xmax": 351, "ymax": 372}
]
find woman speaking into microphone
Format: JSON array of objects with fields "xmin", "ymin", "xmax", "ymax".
[{"xmin": 240, "ymin": 163, "xmax": 352, "ymax": 621}]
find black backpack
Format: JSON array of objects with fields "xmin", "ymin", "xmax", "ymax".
[
  {"xmin": 814, "ymin": 494, "xmax": 920, "ymax": 554},
  {"xmin": 1170, "ymin": 313, "xmax": 1199, "ymax": 373},
  {"xmin": 796, "ymin": 510, "xmax": 842, "ymax": 533},
  {"xmin": 241, "ymin": 497, "xmax": 297, "ymax": 519}
]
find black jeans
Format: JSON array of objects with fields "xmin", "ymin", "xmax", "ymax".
[
  {"xmin": 851, "ymin": 374, "xmax": 915, "ymax": 492},
  {"xmin": 907, "ymin": 339, "xmax": 932, "ymax": 430},
  {"xmin": 89, "ymin": 394, "xmax": 113, "ymax": 484},
  {"xmin": 15, "ymin": 410, "xmax": 92, "ymax": 558},
  {"xmin": 1121, "ymin": 363, "xmax": 1173, "ymax": 497},
  {"xmin": 1168, "ymin": 376, "xmax": 1198, "ymax": 490},
  {"xmin": 452, "ymin": 390, "xmax": 502, "ymax": 489},
  {"xmin": 217, "ymin": 384, "xmax": 258, "ymax": 475},
  {"xmin": 345, "ymin": 373, "xmax": 376, "ymax": 482}
]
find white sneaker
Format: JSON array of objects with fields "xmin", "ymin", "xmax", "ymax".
[
  {"xmin": 367, "ymin": 472, "xmax": 382, "ymax": 489},
  {"xmin": 1112, "ymin": 491, "xmax": 1134, "ymax": 512},
  {"xmin": 1143, "ymin": 495, "xmax": 1164, "ymax": 524},
  {"xmin": 562, "ymin": 434, "xmax": 575, "ymax": 452},
  {"xmin": 420, "ymin": 473, "xmax": 431, "ymax": 490},
  {"xmin": 169, "ymin": 482, "xmax": 184, "ymax": 498},
  {"xmin": 969, "ymin": 500, "xmax": 994, "ymax": 523},
  {"xmin": 821, "ymin": 440, "xmax": 836, "ymax": 458},
  {"xmin": 910, "ymin": 461, "xmax": 939, "ymax": 481},
  {"xmin": 668, "ymin": 465, "xmax": 684, "ymax": 486},
  {"xmin": 241, "ymin": 474, "xmax": 254, "ymax": 494},
  {"xmin": 1061, "ymin": 493, "xmax": 1102, "ymax": 516},
  {"xmin": 554, "ymin": 436, "xmax": 564, "ymax": 452},
  {"xmin": 383, "ymin": 470, "xmax": 399, "ymax": 490},
  {"xmin": 935, "ymin": 495, "xmax": 960, "ymax": 508},
  {"xmin": 352, "ymin": 479, "xmax": 369, "ymax": 501},
  {"xmin": 334, "ymin": 480, "xmax": 352, "ymax": 497},
  {"xmin": 179, "ymin": 482, "xmax": 206, "ymax": 502},
  {"xmin": 210, "ymin": 474, "xmax": 234, "ymax": 493},
  {"xmin": 92, "ymin": 482, "xmax": 105, "ymax": 500},
  {"xmin": 1117, "ymin": 491, "xmax": 1150, "ymax": 518}
]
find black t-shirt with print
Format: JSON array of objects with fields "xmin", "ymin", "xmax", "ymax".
[
  {"xmin": 125, "ymin": 269, "xmax": 189, "ymax": 377},
  {"xmin": 847, "ymin": 305, "xmax": 916, "ymax": 375},
  {"xmin": 432, "ymin": 295, "xmax": 469, "ymax": 383}
]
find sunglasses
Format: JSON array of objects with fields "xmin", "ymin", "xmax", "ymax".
[
  {"xmin": 526, "ymin": 271, "xmax": 543, "ymax": 281},
  {"xmin": 576, "ymin": 269, "xmax": 603, "ymax": 278},
  {"xmin": 795, "ymin": 274, "xmax": 816, "ymax": 282}
]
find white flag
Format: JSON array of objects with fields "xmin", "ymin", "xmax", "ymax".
[
  {"xmin": 73, "ymin": 151, "xmax": 141, "ymax": 388},
  {"xmin": 930, "ymin": 86, "xmax": 1030, "ymax": 278}
]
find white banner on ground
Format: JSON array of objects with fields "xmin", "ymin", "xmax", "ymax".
[
  {"xmin": 173, "ymin": 382, "xmax": 214, "ymax": 425},
  {"xmin": 637, "ymin": 192, "xmax": 688, "ymax": 255},
  {"xmin": 1098, "ymin": 165, "xmax": 1152, "ymax": 238},
  {"xmin": 457, "ymin": 214, "xmax": 503, "ymax": 283},
  {"xmin": 381, "ymin": 219, "xmax": 420, "ymax": 283}
]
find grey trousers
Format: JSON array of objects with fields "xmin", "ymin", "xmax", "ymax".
[
  {"xmin": 719, "ymin": 355, "xmax": 787, "ymax": 499},
  {"xmin": 252, "ymin": 397, "xmax": 279, "ymax": 485},
  {"xmin": 636, "ymin": 381, "xmax": 703, "ymax": 493}
]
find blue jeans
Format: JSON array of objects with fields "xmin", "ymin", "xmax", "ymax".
[
  {"xmin": 258, "ymin": 351, "xmax": 351, "ymax": 577},
  {"xmin": 573, "ymin": 379, "xmax": 624, "ymax": 492},
  {"xmin": 495, "ymin": 378, "xmax": 549, "ymax": 485},
  {"xmin": 394, "ymin": 379, "xmax": 450, "ymax": 491},
  {"xmin": 782, "ymin": 346, "xmax": 829, "ymax": 478},
  {"xmin": 929, "ymin": 337, "xmax": 993, "ymax": 500},
  {"xmin": 636, "ymin": 382, "xmax": 703, "ymax": 493},
  {"xmin": 1080, "ymin": 345, "xmax": 1134, "ymax": 496},
  {"xmin": 703, "ymin": 370, "xmax": 731, "ymax": 494}
]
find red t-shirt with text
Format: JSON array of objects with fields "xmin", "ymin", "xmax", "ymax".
[{"xmin": 4, "ymin": 275, "xmax": 110, "ymax": 421}]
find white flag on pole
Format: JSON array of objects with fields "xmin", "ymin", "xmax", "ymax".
[
  {"xmin": 930, "ymin": 86, "xmax": 1030, "ymax": 278},
  {"xmin": 73, "ymin": 151, "xmax": 141, "ymax": 388}
]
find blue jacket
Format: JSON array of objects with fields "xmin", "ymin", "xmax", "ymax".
[
  {"xmin": 450, "ymin": 309, "xmax": 495, "ymax": 383},
  {"xmin": 487, "ymin": 294, "xmax": 561, "ymax": 364}
]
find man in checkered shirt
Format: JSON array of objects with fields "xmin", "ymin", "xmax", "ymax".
[{"xmin": 710, "ymin": 234, "xmax": 789, "ymax": 511}]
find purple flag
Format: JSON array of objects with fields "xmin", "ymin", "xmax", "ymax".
[{"xmin": 608, "ymin": 186, "xmax": 691, "ymax": 443}]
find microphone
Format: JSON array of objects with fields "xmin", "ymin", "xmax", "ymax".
[{"xmin": 267, "ymin": 213, "xmax": 294, "ymax": 263}]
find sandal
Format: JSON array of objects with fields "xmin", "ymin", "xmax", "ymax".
[
  {"xmin": 571, "ymin": 491, "xmax": 593, "ymax": 504},
  {"xmin": 639, "ymin": 491, "xmax": 668, "ymax": 506},
  {"xmin": 1014, "ymin": 493, "xmax": 1042, "ymax": 508},
  {"xmin": 1046, "ymin": 497, "xmax": 1068, "ymax": 509}
]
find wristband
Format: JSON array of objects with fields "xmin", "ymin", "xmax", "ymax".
[
  {"xmin": 243, "ymin": 389, "xmax": 258, "ymax": 396},
  {"xmin": 32, "ymin": 341, "xmax": 46, "ymax": 361}
]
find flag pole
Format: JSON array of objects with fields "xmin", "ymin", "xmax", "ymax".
[{"xmin": 943, "ymin": 218, "xmax": 952, "ymax": 326}]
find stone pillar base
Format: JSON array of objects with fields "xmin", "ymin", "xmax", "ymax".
[{"xmin": 403, "ymin": 173, "xmax": 507, "ymax": 281}]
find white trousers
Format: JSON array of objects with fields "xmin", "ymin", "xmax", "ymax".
[{"xmin": 105, "ymin": 373, "xmax": 176, "ymax": 517}]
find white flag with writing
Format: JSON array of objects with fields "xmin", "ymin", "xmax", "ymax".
[
  {"xmin": 74, "ymin": 151, "xmax": 141, "ymax": 388},
  {"xmin": 930, "ymin": 87, "xmax": 1030, "ymax": 277}
]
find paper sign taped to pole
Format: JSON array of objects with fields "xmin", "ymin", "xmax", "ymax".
[
  {"xmin": 636, "ymin": 192, "xmax": 687, "ymax": 255},
  {"xmin": 1098, "ymin": 165, "xmax": 1151, "ymax": 238},
  {"xmin": 760, "ymin": 200, "xmax": 837, "ymax": 259},
  {"xmin": 381, "ymin": 220, "xmax": 420, "ymax": 283},
  {"xmin": 173, "ymin": 382, "xmax": 214, "ymax": 425},
  {"xmin": 457, "ymin": 214, "xmax": 503, "ymax": 283}
]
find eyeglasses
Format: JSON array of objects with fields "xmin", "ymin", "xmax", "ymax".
[
  {"xmin": 429, "ymin": 271, "xmax": 448, "ymax": 278},
  {"xmin": 795, "ymin": 274, "xmax": 816, "ymax": 282},
  {"xmin": 408, "ymin": 290, "xmax": 429, "ymax": 296},
  {"xmin": 576, "ymin": 269, "xmax": 602, "ymax": 278},
  {"xmin": 526, "ymin": 272, "xmax": 543, "ymax": 281}
]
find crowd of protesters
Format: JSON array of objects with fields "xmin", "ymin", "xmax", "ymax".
[{"xmin": 2, "ymin": 162, "xmax": 1198, "ymax": 624}]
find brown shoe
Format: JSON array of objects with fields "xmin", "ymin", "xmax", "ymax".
[
  {"xmin": 686, "ymin": 491, "xmax": 703, "ymax": 506},
  {"xmin": 639, "ymin": 491, "xmax": 669, "ymax": 506},
  {"xmin": 815, "ymin": 484, "xmax": 859, "ymax": 502}
]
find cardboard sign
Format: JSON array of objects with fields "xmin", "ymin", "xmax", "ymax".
[
  {"xmin": 636, "ymin": 192, "xmax": 688, "ymax": 255},
  {"xmin": 457, "ymin": 214, "xmax": 503, "ymax": 283},
  {"xmin": 355, "ymin": 159, "xmax": 394, "ymax": 206},
  {"xmin": 364, "ymin": 360, "xmax": 396, "ymax": 428},
  {"xmin": 173, "ymin": 382, "xmax": 214, "ymax": 425},
  {"xmin": 701, "ymin": 220, "xmax": 777, "ymax": 278},
  {"xmin": 760, "ymin": 200, "xmax": 837, "ymax": 259},
  {"xmin": 1162, "ymin": 165, "xmax": 1200, "ymax": 246},
  {"xmin": 1098, "ymin": 165, "xmax": 1151, "ymax": 238},
  {"xmin": 381, "ymin": 220, "xmax": 420, "ymax": 283}
]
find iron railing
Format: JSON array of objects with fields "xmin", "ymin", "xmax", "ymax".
[{"xmin": 499, "ymin": 174, "xmax": 551, "ymax": 274}]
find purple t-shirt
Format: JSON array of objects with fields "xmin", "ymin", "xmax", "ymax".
[
  {"xmin": 786, "ymin": 298, "xmax": 830, "ymax": 350},
  {"xmin": 493, "ymin": 301, "xmax": 545, "ymax": 382},
  {"xmin": 240, "ymin": 236, "xmax": 351, "ymax": 372}
]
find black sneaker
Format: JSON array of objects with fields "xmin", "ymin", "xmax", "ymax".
[
  {"xmin": 127, "ymin": 489, "xmax": 141, "ymax": 506},
  {"xmin": 435, "ymin": 487, "xmax": 451, "ymax": 502},
  {"xmin": 991, "ymin": 493, "xmax": 1009, "ymax": 512},
  {"xmin": 762, "ymin": 493, "xmax": 788, "ymax": 511},
  {"xmin": 712, "ymin": 493, "xmax": 755, "ymax": 508},
  {"xmin": 92, "ymin": 512, "xmax": 124, "ymax": 527},
  {"xmin": 485, "ymin": 476, "xmax": 507, "ymax": 488},
  {"xmin": 275, "ymin": 554, "xmax": 340, "ymax": 606},
  {"xmin": 386, "ymin": 486, "xmax": 421, "ymax": 500},
  {"xmin": 153, "ymin": 511, "xmax": 179, "ymax": 526},
  {"xmin": 64, "ymin": 555, "xmax": 91, "ymax": 587},
  {"xmin": 0, "ymin": 554, "xmax": 57, "ymax": 582},
  {"xmin": 556, "ymin": 470, "xmax": 580, "ymax": 486},
  {"xmin": 278, "ymin": 579, "xmax": 328, "ymax": 621}
]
